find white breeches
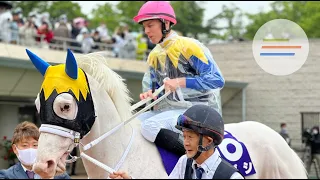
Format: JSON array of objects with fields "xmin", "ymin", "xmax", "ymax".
[{"xmin": 137, "ymin": 109, "xmax": 187, "ymax": 142}]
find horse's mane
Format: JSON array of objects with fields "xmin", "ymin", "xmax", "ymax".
[{"xmin": 76, "ymin": 52, "xmax": 133, "ymax": 121}]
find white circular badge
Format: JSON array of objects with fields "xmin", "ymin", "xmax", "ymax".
[{"xmin": 252, "ymin": 19, "xmax": 309, "ymax": 76}]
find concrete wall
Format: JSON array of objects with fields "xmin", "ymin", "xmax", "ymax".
[
  {"xmin": 222, "ymin": 89, "xmax": 243, "ymax": 124},
  {"xmin": 124, "ymin": 79, "xmax": 143, "ymax": 103},
  {"xmin": 208, "ymin": 40, "xmax": 320, "ymax": 146},
  {"xmin": 0, "ymin": 104, "xmax": 20, "ymax": 169}
]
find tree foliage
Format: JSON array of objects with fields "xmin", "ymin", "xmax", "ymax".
[
  {"xmin": 207, "ymin": 3, "xmax": 244, "ymax": 40},
  {"xmin": 170, "ymin": 1, "xmax": 208, "ymax": 38},
  {"xmin": 46, "ymin": 1, "xmax": 86, "ymax": 20},
  {"xmin": 89, "ymin": 3, "xmax": 120, "ymax": 31},
  {"xmin": 12, "ymin": 1, "xmax": 48, "ymax": 17},
  {"xmin": 116, "ymin": 1, "xmax": 145, "ymax": 32},
  {"xmin": 243, "ymin": 1, "xmax": 320, "ymax": 39},
  {"xmin": 12, "ymin": 1, "xmax": 86, "ymax": 21}
]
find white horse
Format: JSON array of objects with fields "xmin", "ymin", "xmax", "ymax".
[{"xmin": 26, "ymin": 50, "xmax": 307, "ymax": 179}]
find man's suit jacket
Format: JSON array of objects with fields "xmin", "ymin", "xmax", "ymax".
[{"xmin": 0, "ymin": 162, "xmax": 70, "ymax": 179}]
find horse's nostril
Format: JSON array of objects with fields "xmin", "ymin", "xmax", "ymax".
[{"xmin": 47, "ymin": 160, "xmax": 55, "ymax": 169}]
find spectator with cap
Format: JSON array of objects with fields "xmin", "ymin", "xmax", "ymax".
[
  {"xmin": 12, "ymin": 7, "xmax": 23, "ymax": 27},
  {"xmin": 28, "ymin": 11, "xmax": 40, "ymax": 29},
  {"xmin": 10, "ymin": 7, "xmax": 24, "ymax": 44},
  {"xmin": 54, "ymin": 14, "xmax": 72, "ymax": 32},
  {"xmin": 76, "ymin": 28, "xmax": 95, "ymax": 54},
  {"xmin": 53, "ymin": 15, "xmax": 71, "ymax": 50},
  {"xmin": 10, "ymin": 12, "xmax": 19, "ymax": 44}
]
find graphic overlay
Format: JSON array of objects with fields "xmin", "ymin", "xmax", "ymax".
[{"xmin": 252, "ymin": 19, "xmax": 309, "ymax": 76}]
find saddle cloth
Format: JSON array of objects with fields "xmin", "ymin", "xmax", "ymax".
[{"xmin": 156, "ymin": 130, "xmax": 256, "ymax": 176}]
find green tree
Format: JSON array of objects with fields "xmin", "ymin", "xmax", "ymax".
[
  {"xmin": 170, "ymin": 1, "xmax": 208, "ymax": 38},
  {"xmin": 296, "ymin": 2, "xmax": 320, "ymax": 38},
  {"xmin": 89, "ymin": 3, "xmax": 120, "ymax": 32},
  {"xmin": 116, "ymin": 1, "xmax": 145, "ymax": 32},
  {"xmin": 242, "ymin": 1, "xmax": 320, "ymax": 40},
  {"xmin": 46, "ymin": 1, "xmax": 86, "ymax": 21},
  {"xmin": 12, "ymin": 1, "xmax": 48, "ymax": 17},
  {"xmin": 207, "ymin": 3, "xmax": 244, "ymax": 40}
]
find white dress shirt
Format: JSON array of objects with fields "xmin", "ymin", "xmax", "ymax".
[{"xmin": 169, "ymin": 150, "xmax": 244, "ymax": 179}]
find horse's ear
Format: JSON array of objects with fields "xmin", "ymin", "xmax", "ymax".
[
  {"xmin": 26, "ymin": 49, "xmax": 50, "ymax": 76},
  {"xmin": 65, "ymin": 49, "xmax": 78, "ymax": 80}
]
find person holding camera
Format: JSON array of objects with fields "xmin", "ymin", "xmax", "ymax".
[{"xmin": 311, "ymin": 126, "xmax": 320, "ymax": 167}]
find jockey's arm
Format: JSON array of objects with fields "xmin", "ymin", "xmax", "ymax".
[
  {"xmin": 181, "ymin": 41, "xmax": 225, "ymax": 91},
  {"xmin": 142, "ymin": 40, "xmax": 225, "ymax": 93}
]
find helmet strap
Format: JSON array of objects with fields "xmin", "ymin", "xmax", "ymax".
[
  {"xmin": 192, "ymin": 134, "xmax": 215, "ymax": 160},
  {"xmin": 157, "ymin": 19, "xmax": 171, "ymax": 44}
]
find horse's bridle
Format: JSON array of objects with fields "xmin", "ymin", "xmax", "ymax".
[{"xmin": 38, "ymin": 84, "xmax": 171, "ymax": 174}]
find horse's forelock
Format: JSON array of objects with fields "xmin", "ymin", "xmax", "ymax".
[{"xmin": 75, "ymin": 52, "xmax": 133, "ymax": 121}]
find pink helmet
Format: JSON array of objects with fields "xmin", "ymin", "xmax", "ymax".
[{"xmin": 133, "ymin": 1, "xmax": 177, "ymax": 25}]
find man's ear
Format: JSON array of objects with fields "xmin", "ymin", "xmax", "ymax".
[
  {"xmin": 205, "ymin": 136, "xmax": 214, "ymax": 145},
  {"xmin": 12, "ymin": 144, "xmax": 18, "ymax": 156}
]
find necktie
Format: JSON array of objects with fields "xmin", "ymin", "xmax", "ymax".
[
  {"xmin": 26, "ymin": 170, "xmax": 35, "ymax": 179},
  {"xmin": 195, "ymin": 165, "xmax": 204, "ymax": 179}
]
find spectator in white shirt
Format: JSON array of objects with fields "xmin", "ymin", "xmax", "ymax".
[
  {"xmin": 96, "ymin": 22, "xmax": 109, "ymax": 42},
  {"xmin": 76, "ymin": 28, "xmax": 95, "ymax": 54},
  {"xmin": 0, "ymin": 1, "xmax": 13, "ymax": 43}
]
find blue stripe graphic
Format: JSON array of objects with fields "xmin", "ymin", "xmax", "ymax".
[{"xmin": 260, "ymin": 53, "xmax": 295, "ymax": 56}]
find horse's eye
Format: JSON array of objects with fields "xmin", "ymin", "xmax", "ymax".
[{"xmin": 53, "ymin": 93, "xmax": 78, "ymax": 120}]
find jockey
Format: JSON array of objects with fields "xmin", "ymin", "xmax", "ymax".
[
  {"xmin": 109, "ymin": 105, "xmax": 244, "ymax": 179},
  {"xmin": 172, "ymin": 104, "xmax": 244, "ymax": 179},
  {"xmin": 134, "ymin": 1, "xmax": 225, "ymax": 156}
]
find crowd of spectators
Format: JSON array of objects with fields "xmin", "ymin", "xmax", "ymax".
[{"xmin": 0, "ymin": 2, "xmax": 155, "ymax": 60}]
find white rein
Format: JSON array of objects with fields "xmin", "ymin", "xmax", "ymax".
[{"xmin": 39, "ymin": 84, "xmax": 171, "ymax": 175}]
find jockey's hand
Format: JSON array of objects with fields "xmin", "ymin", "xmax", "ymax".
[
  {"xmin": 140, "ymin": 89, "xmax": 157, "ymax": 100},
  {"xmin": 163, "ymin": 78, "xmax": 186, "ymax": 93},
  {"xmin": 109, "ymin": 171, "xmax": 132, "ymax": 179}
]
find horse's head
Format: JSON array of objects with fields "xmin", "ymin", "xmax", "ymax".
[{"xmin": 27, "ymin": 49, "xmax": 96, "ymax": 178}]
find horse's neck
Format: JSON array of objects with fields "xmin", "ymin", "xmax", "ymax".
[
  {"xmin": 80, "ymin": 82, "xmax": 132, "ymax": 178},
  {"xmin": 77, "ymin": 75, "xmax": 167, "ymax": 178},
  {"xmin": 83, "ymin": 115, "xmax": 131, "ymax": 168}
]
